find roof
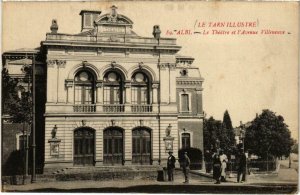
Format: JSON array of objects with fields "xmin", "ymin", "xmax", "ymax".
[
  {"xmin": 3, "ymin": 48, "xmax": 40, "ymax": 54},
  {"xmin": 79, "ymin": 10, "xmax": 101, "ymax": 15}
]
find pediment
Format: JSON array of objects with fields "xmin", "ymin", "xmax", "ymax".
[{"xmin": 95, "ymin": 14, "xmax": 133, "ymax": 26}]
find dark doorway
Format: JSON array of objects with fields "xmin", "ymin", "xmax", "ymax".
[
  {"xmin": 74, "ymin": 128, "xmax": 95, "ymax": 166},
  {"xmin": 103, "ymin": 128, "xmax": 124, "ymax": 165},
  {"xmin": 132, "ymin": 128, "xmax": 151, "ymax": 165}
]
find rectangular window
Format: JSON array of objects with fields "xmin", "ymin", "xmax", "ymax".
[
  {"xmin": 182, "ymin": 133, "xmax": 191, "ymax": 149},
  {"xmin": 18, "ymin": 135, "xmax": 27, "ymax": 151},
  {"xmin": 181, "ymin": 94, "xmax": 189, "ymax": 112},
  {"xmin": 84, "ymin": 13, "xmax": 92, "ymax": 27}
]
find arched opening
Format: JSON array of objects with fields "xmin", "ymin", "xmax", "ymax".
[
  {"xmin": 103, "ymin": 127, "xmax": 124, "ymax": 165},
  {"xmin": 74, "ymin": 128, "xmax": 95, "ymax": 166},
  {"xmin": 74, "ymin": 70, "xmax": 95, "ymax": 105},
  {"xmin": 131, "ymin": 71, "xmax": 152, "ymax": 112},
  {"xmin": 103, "ymin": 70, "xmax": 125, "ymax": 112},
  {"xmin": 132, "ymin": 127, "xmax": 152, "ymax": 165}
]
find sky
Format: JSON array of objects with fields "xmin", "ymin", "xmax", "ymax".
[{"xmin": 2, "ymin": 1, "xmax": 299, "ymax": 139}]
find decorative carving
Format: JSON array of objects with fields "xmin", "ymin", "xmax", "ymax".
[
  {"xmin": 82, "ymin": 61, "xmax": 88, "ymax": 68},
  {"xmin": 50, "ymin": 19, "xmax": 58, "ymax": 34},
  {"xmin": 158, "ymin": 63, "xmax": 168, "ymax": 70},
  {"xmin": 108, "ymin": 5, "xmax": 119, "ymax": 23},
  {"xmin": 166, "ymin": 124, "xmax": 172, "ymax": 137},
  {"xmin": 82, "ymin": 120, "xmax": 86, "ymax": 126},
  {"xmin": 176, "ymin": 80, "xmax": 202, "ymax": 85},
  {"xmin": 111, "ymin": 119, "xmax": 116, "ymax": 126},
  {"xmin": 138, "ymin": 62, "xmax": 144, "ymax": 69},
  {"xmin": 51, "ymin": 125, "xmax": 57, "ymax": 139},
  {"xmin": 169, "ymin": 63, "xmax": 176, "ymax": 70},
  {"xmin": 180, "ymin": 69, "xmax": 188, "ymax": 76},
  {"xmin": 125, "ymin": 50, "xmax": 130, "ymax": 56},
  {"xmin": 109, "ymin": 35, "xmax": 119, "ymax": 42},
  {"xmin": 139, "ymin": 120, "xmax": 144, "ymax": 127},
  {"xmin": 56, "ymin": 60, "xmax": 66, "ymax": 68},
  {"xmin": 152, "ymin": 25, "xmax": 161, "ymax": 40},
  {"xmin": 97, "ymin": 49, "xmax": 103, "ymax": 55},
  {"xmin": 96, "ymin": 82, "xmax": 103, "ymax": 88},
  {"xmin": 111, "ymin": 61, "xmax": 116, "ymax": 69},
  {"xmin": 47, "ymin": 60, "xmax": 56, "ymax": 67}
]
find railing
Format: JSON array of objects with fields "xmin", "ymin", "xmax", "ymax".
[
  {"xmin": 131, "ymin": 105, "xmax": 152, "ymax": 113},
  {"xmin": 73, "ymin": 104, "xmax": 96, "ymax": 112},
  {"xmin": 103, "ymin": 104, "xmax": 125, "ymax": 112}
]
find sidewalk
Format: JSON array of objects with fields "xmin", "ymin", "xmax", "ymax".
[{"xmin": 2, "ymin": 167, "xmax": 298, "ymax": 192}]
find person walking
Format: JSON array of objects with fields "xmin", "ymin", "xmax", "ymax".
[
  {"xmin": 237, "ymin": 149, "xmax": 247, "ymax": 183},
  {"xmin": 182, "ymin": 152, "xmax": 191, "ymax": 183},
  {"xmin": 204, "ymin": 150, "xmax": 212, "ymax": 173},
  {"xmin": 221, "ymin": 159, "xmax": 227, "ymax": 182},
  {"xmin": 167, "ymin": 151, "xmax": 176, "ymax": 181},
  {"xmin": 219, "ymin": 150, "xmax": 228, "ymax": 182},
  {"xmin": 212, "ymin": 151, "xmax": 222, "ymax": 184}
]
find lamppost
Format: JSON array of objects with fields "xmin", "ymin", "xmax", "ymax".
[{"xmin": 240, "ymin": 126, "xmax": 247, "ymax": 181}]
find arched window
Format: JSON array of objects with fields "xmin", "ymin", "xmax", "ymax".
[
  {"xmin": 103, "ymin": 71, "xmax": 124, "ymax": 104},
  {"xmin": 74, "ymin": 70, "xmax": 95, "ymax": 104},
  {"xmin": 131, "ymin": 72, "xmax": 150, "ymax": 105}
]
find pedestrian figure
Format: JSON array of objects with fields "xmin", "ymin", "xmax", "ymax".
[
  {"xmin": 237, "ymin": 149, "xmax": 247, "ymax": 183},
  {"xmin": 182, "ymin": 152, "xmax": 190, "ymax": 183},
  {"xmin": 212, "ymin": 151, "xmax": 221, "ymax": 184},
  {"xmin": 167, "ymin": 151, "xmax": 176, "ymax": 181},
  {"xmin": 219, "ymin": 150, "xmax": 228, "ymax": 182},
  {"xmin": 221, "ymin": 159, "xmax": 227, "ymax": 182},
  {"xmin": 204, "ymin": 150, "xmax": 212, "ymax": 173}
]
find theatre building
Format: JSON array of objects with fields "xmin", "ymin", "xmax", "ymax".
[{"xmin": 2, "ymin": 6, "xmax": 204, "ymax": 171}]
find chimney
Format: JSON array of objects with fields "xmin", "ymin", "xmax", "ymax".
[{"xmin": 79, "ymin": 10, "xmax": 101, "ymax": 32}]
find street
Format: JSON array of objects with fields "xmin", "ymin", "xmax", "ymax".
[{"xmin": 2, "ymin": 165, "xmax": 298, "ymax": 193}]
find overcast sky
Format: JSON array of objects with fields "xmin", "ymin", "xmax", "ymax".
[{"xmin": 2, "ymin": 1, "xmax": 298, "ymax": 139}]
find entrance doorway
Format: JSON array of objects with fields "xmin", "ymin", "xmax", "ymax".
[
  {"xmin": 103, "ymin": 128, "xmax": 124, "ymax": 165},
  {"xmin": 74, "ymin": 128, "xmax": 95, "ymax": 166},
  {"xmin": 132, "ymin": 128, "xmax": 151, "ymax": 165}
]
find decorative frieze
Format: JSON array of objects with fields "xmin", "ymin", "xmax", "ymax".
[
  {"xmin": 56, "ymin": 60, "xmax": 66, "ymax": 68},
  {"xmin": 176, "ymin": 80, "xmax": 202, "ymax": 85},
  {"xmin": 168, "ymin": 63, "xmax": 176, "ymax": 70},
  {"xmin": 47, "ymin": 60, "xmax": 56, "ymax": 68}
]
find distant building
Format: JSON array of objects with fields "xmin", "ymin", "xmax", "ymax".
[
  {"xmin": 234, "ymin": 121, "xmax": 252, "ymax": 145},
  {"xmin": 2, "ymin": 6, "xmax": 204, "ymax": 172}
]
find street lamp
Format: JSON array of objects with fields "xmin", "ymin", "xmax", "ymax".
[{"xmin": 240, "ymin": 125, "xmax": 247, "ymax": 182}]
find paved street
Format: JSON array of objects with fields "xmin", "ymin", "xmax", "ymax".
[{"xmin": 2, "ymin": 165, "xmax": 298, "ymax": 193}]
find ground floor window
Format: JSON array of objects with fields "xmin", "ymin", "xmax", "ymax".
[
  {"xmin": 103, "ymin": 128, "xmax": 124, "ymax": 165},
  {"xmin": 74, "ymin": 128, "xmax": 95, "ymax": 166},
  {"xmin": 132, "ymin": 128, "xmax": 152, "ymax": 165}
]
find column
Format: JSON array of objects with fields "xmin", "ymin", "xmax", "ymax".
[
  {"xmin": 96, "ymin": 81, "xmax": 103, "ymax": 103},
  {"xmin": 169, "ymin": 64, "xmax": 177, "ymax": 103},
  {"xmin": 124, "ymin": 81, "xmax": 131, "ymax": 112},
  {"xmin": 124, "ymin": 81, "xmax": 131, "ymax": 104},
  {"xmin": 159, "ymin": 64, "xmax": 169, "ymax": 104},
  {"xmin": 57, "ymin": 60, "xmax": 66, "ymax": 103},
  {"xmin": 46, "ymin": 60, "xmax": 57, "ymax": 103},
  {"xmin": 65, "ymin": 80, "xmax": 73, "ymax": 103},
  {"xmin": 152, "ymin": 83, "xmax": 159, "ymax": 104}
]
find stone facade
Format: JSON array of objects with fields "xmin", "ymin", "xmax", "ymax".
[{"xmin": 2, "ymin": 6, "xmax": 204, "ymax": 171}]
